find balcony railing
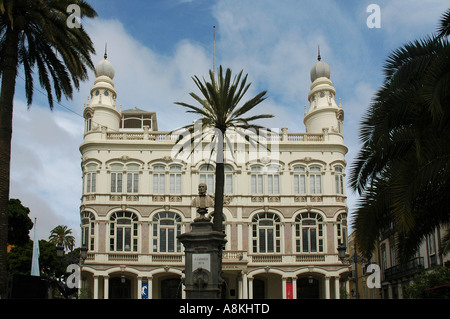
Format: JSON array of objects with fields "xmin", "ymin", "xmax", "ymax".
[
  {"xmin": 84, "ymin": 251, "xmax": 337, "ymax": 265},
  {"xmin": 104, "ymin": 131, "xmax": 326, "ymax": 143},
  {"xmin": 384, "ymin": 257, "xmax": 424, "ymax": 282}
]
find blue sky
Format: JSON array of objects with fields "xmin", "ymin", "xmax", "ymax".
[{"xmin": 10, "ymin": 0, "xmax": 450, "ymax": 244}]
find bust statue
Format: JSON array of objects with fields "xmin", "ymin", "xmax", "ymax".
[{"xmin": 191, "ymin": 183, "xmax": 214, "ymax": 221}]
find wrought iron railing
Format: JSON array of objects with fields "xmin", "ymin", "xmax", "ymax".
[{"xmin": 383, "ymin": 257, "xmax": 424, "ymax": 281}]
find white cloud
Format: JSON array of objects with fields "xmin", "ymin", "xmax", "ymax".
[
  {"xmin": 10, "ymin": 101, "xmax": 84, "ymax": 243},
  {"xmin": 380, "ymin": 0, "xmax": 449, "ymax": 43}
]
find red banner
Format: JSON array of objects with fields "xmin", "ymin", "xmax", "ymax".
[{"xmin": 286, "ymin": 282, "xmax": 293, "ymax": 299}]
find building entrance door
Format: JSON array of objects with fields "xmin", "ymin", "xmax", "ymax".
[
  {"xmin": 253, "ymin": 278, "xmax": 265, "ymax": 299},
  {"xmin": 297, "ymin": 277, "xmax": 320, "ymax": 299},
  {"xmin": 161, "ymin": 278, "xmax": 181, "ymax": 299},
  {"xmin": 109, "ymin": 277, "xmax": 131, "ymax": 299}
]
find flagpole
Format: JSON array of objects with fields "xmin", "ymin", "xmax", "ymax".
[{"xmin": 31, "ymin": 218, "xmax": 40, "ymax": 277}]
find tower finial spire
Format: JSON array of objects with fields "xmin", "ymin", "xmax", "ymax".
[
  {"xmin": 317, "ymin": 45, "xmax": 321, "ymax": 61},
  {"xmin": 104, "ymin": 43, "xmax": 108, "ymax": 59}
]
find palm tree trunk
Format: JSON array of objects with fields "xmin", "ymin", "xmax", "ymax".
[
  {"xmin": 213, "ymin": 128, "xmax": 225, "ymax": 233},
  {"xmin": 0, "ymin": 28, "xmax": 19, "ymax": 298}
]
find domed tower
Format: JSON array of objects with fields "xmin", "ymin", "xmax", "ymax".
[
  {"xmin": 304, "ymin": 51, "xmax": 344, "ymax": 139},
  {"xmin": 83, "ymin": 50, "xmax": 120, "ymax": 138}
]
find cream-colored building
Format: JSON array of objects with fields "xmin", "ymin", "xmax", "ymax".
[{"xmin": 78, "ymin": 53, "xmax": 350, "ymax": 299}]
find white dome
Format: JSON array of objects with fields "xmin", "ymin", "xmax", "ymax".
[
  {"xmin": 310, "ymin": 60, "xmax": 330, "ymax": 82},
  {"xmin": 95, "ymin": 58, "xmax": 115, "ymax": 79}
]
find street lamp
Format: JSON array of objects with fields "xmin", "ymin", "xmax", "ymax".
[
  {"xmin": 80, "ymin": 245, "xmax": 88, "ymax": 264},
  {"xmin": 337, "ymin": 242, "xmax": 367, "ymax": 299},
  {"xmin": 56, "ymin": 243, "xmax": 64, "ymax": 257},
  {"xmin": 337, "ymin": 244, "xmax": 347, "ymax": 262}
]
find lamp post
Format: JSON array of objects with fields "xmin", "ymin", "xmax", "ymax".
[
  {"xmin": 79, "ymin": 245, "xmax": 88, "ymax": 264},
  {"xmin": 337, "ymin": 241, "xmax": 367, "ymax": 299},
  {"xmin": 56, "ymin": 243, "xmax": 64, "ymax": 257},
  {"xmin": 54, "ymin": 243, "xmax": 88, "ymax": 298}
]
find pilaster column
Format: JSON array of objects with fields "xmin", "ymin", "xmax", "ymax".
[
  {"xmin": 292, "ymin": 277, "xmax": 297, "ymax": 299},
  {"xmin": 248, "ymin": 277, "xmax": 253, "ymax": 299},
  {"xmin": 93, "ymin": 275, "xmax": 99, "ymax": 299},
  {"xmin": 148, "ymin": 276, "xmax": 153, "ymax": 299},
  {"xmin": 137, "ymin": 277, "xmax": 142, "ymax": 299},
  {"xmin": 104, "ymin": 276, "xmax": 109, "ymax": 299},
  {"xmin": 325, "ymin": 276, "xmax": 330, "ymax": 299},
  {"xmin": 334, "ymin": 276, "xmax": 340, "ymax": 299},
  {"xmin": 242, "ymin": 271, "xmax": 248, "ymax": 299},
  {"xmin": 345, "ymin": 278, "xmax": 350, "ymax": 297}
]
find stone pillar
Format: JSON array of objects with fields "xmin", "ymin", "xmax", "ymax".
[
  {"xmin": 325, "ymin": 276, "xmax": 330, "ymax": 299},
  {"xmin": 282, "ymin": 277, "xmax": 287, "ymax": 299},
  {"xmin": 104, "ymin": 276, "xmax": 109, "ymax": 299},
  {"xmin": 334, "ymin": 276, "xmax": 340, "ymax": 299},
  {"xmin": 248, "ymin": 277, "xmax": 253, "ymax": 299},
  {"xmin": 242, "ymin": 271, "xmax": 248, "ymax": 299},
  {"xmin": 148, "ymin": 276, "xmax": 153, "ymax": 299},
  {"xmin": 292, "ymin": 277, "xmax": 297, "ymax": 299},
  {"xmin": 137, "ymin": 277, "xmax": 142, "ymax": 299},
  {"xmin": 93, "ymin": 275, "xmax": 99, "ymax": 299}
]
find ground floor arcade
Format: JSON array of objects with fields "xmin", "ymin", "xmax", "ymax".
[{"xmin": 79, "ymin": 266, "xmax": 349, "ymax": 299}]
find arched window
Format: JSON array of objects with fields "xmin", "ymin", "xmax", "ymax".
[
  {"xmin": 199, "ymin": 165, "xmax": 214, "ymax": 193},
  {"xmin": 152, "ymin": 212, "xmax": 182, "ymax": 253},
  {"xmin": 81, "ymin": 211, "xmax": 95, "ymax": 250},
  {"xmin": 336, "ymin": 213, "xmax": 347, "ymax": 247},
  {"xmin": 153, "ymin": 165, "xmax": 166, "ymax": 194},
  {"xmin": 252, "ymin": 212, "xmax": 281, "ymax": 253},
  {"xmin": 295, "ymin": 212, "xmax": 324, "ymax": 253},
  {"xmin": 335, "ymin": 166, "xmax": 344, "ymax": 195},
  {"xmin": 109, "ymin": 211, "xmax": 138, "ymax": 252},
  {"xmin": 85, "ymin": 114, "xmax": 92, "ymax": 132},
  {"xmin": 309, "ymin": 166, "xmax": 322, "ymax": 194},
  {"xmin": 293, "ymin": 166, "xmax": 306, "ymax": 194},
  {"xmin": 169, "ymin": 165, "xmax": 182, "ymax": 194}
]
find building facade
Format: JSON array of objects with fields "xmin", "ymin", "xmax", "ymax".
[
  {"xmin": 78, "ymin": 53, "xmax": 351, "ymax": 299},
  {"xmin": 378, "ymin": 224, "xmax": 450, "ymax": 299}
]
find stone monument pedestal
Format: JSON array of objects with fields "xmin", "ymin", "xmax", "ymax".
[{"xmin": 178, "ymin": 220, "xmax": 227, "ymax": 299}]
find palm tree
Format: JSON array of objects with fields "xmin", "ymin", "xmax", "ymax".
[
  {"xmin": 49, "ymin": 225, "xmax": 75, "ymax": 252},
  {"xmin": 175, "ymin": 66, "xmax": 273, "ymax": 233},
  {"xmin": 0, "ymin": 0, "xmax": 97, "ymax": 297},
  {"xmin": 349, "ymin": 9, "xmax": 450, "ymax": 262}
]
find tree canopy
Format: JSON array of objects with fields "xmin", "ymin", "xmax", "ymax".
[{"xmin": 349, "ymin": 8, "xmax": 450, "ymax": 262}]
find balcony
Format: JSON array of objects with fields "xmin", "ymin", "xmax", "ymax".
[
  {"xmin": 384, "ymin": 257, "xmax": 424, "ymax": 282},
  {"xmin": 84, "ymin": 251, "xmax": 337, "ymax": 266}
]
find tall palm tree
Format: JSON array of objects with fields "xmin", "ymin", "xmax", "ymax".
[
  {"xmin": 349, "ymin": 9, "xmax": 450, "ymax": 262},
  {"xmin": 0, "ymin": 0, "xmax": 97, "ymax": 297},
  {"xmin": 49, "ymin": 225, "xmax": 75, "ymax": 252},
  {"xmin": 175, "ymin": 66, "xmax": 273, "ymax": 233}
]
